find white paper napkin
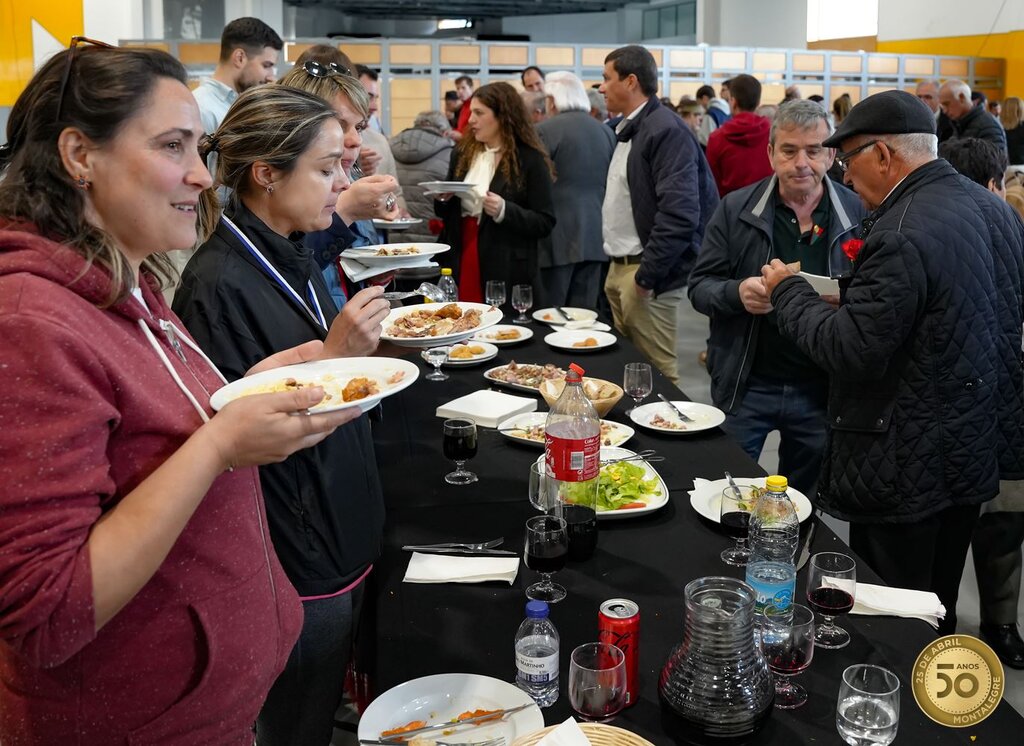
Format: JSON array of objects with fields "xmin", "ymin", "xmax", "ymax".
[
  {"xmin": 436, "ymin": 390, "xmax": 537, "ymax": 428},
  {"xmin": 338, "ymin": 256, "xmax": 437, "ymax": 283},
  {"xmin": 824, "ymin": 578, "xmax": 946, "ymax": 629},
  {"xmin": 536, "ymin": 717, "xmax": 591, "ymax": 746},
  {"xmin": 403, "ymin": 552, "xmax": 520, "ymax": 584}
]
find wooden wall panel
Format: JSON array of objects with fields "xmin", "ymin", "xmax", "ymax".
[
  {"xmin": 903, "ymin": 57, "xmax": 935, "ymax": 76},
  {"xmin": 440, "ymin": 45, "xmax": 480, "ymax": 66},
  {"xmin": 343, "ymin": 45, "xmax": 382, "ymax": 64},
  {"xmin": 178, "ymin": 43, "xmax": 220, "ymax": 65},
  {"xmin": 537, "ymin": 46, "xmax": 575, "ymax": 67},
  {"xmin": 583, "ymin": 47, "xmax": 615, "ymax": 67},
  {"xmin": 390, "ymin": 44, "xmax": 432, "ymax": 65},
  {"xmin": 712, "ymin": 50, "xmax": 746, "ymax": 70},
  {"xmin": 830, "ymin": 55, "xmax": 862, "ymax": 74},
  {"xmin": 793, "ymin": 53, "xmax": 825, "ymax": 73},
  {"xmin": 669, "ymin": 49, "xmax": 705, "ymax": 69},
  {"xmin": 868, "ymin": 56, "xmax": 899, "ymax": 75},
  {"xmin": 940, "ymin": 58, "xmax": 970, "ymax": 78},
  {"xmin": 490, "ymin": 46, "xmax": 528, "ymax": 66},
  {"xmin": 753, "ymin": 52, "xmax": 786, "ymax": 71}
]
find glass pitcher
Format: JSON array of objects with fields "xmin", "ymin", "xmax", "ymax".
[{"xmin": 659, "ymin": 576, "xmax": 775, "ymax": 744}]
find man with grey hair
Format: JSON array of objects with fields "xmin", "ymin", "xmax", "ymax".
[
  {"xmin": 915, "ymin": 79, "xmax": 954, "ymax": 142},
  {"xmin": 536, "ymin": 72, "xmax": 616, "ymax": 308},
  {"xmin": 940, "ymin": 79, "xmax": 1006, "ymax": 150},
  {"xmin": 689, "ymin": 99, "xmax": 864, "ymax": 496},
  {"xmin": 521, "ymin": 90, "xmax": 547, "ymax": 124},
  {"xmin": 760, "ymin": 90, "xmax": 1024, "ymax": 635},
  {"xmin": 587, "ymin": 87, "xmax": 608, "ymax": 122},
  {"xmin": 390, "ymin": 110, "xmax": 454, "ymax": 243}
]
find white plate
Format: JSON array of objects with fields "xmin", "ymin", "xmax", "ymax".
[
  {"xmin": 553, "ymin": 320, "xmax": 612, "ymax": 332},
  {"xmin": 690, "ymin": 477, "xmax": 814, "ymax": 523},
  {"xmin": 372, "ymin": 218, "xmax": 424, "ymax": 230},
  {"xmin": 382, "ymin": 302, "xmax": 502, "ymax": 348},
  {"xmin": 533, "ymin": 307, "xmax": 599, "ymax": 325},
  {"xmin": 471, "ymin": 324, "xmax": 534, "ymax": 346},
  {"xmin": 420, "ymin": 341, "xmax": 499, "ymax": 367},
  {"xmin": 209, "ymin": 358, "xmax": 419, "ymax": 415},
  {"xmin": 419, "ymin": 180, "xmax": 478, "ymax": 193},
  {"xmin": 629, "ymin": 400, "xmax": 726, "ymax": 434},
  {"xmin": 484, "ymin": 363, "xmax": 567, "ymax": 393},
  {"xmin": 497, "ymin": 412, "xmax": 635, "ymax": 448},
  {"xmin": 358, "ymin": 673, "xmax": 544, "ymax": 743},
  {"xmin": 543, "ymin": 329, "xmax": 617, "ymax": 352},
  {"xmin": 534, "ymin": 446, "xmax": 669, "ymax": 520},
  {"xmin": 341, "ymin": 242, "xmax": 449, "ymax": 267}
]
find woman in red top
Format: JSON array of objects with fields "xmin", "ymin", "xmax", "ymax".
[{"xmin": 0, "ymin": 43, "xmax": 356, "ymax": 744}]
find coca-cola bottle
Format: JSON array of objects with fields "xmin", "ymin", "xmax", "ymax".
[{"xmin": 544, "ymin": 363, "xmax": 599, "ymax": 561}]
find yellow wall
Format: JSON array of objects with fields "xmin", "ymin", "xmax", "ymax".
[
  {"xmin": 878, "ymin": 31, "xmax": 1024, "ymax": 95},
  {"xmin": 0, "ymin": 0, "xmax": 84, "ymax": 107}
]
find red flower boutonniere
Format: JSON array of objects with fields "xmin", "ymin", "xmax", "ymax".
[{"xmin": 842, "ymin": 238, "xmax": 864, "ymax": 263}]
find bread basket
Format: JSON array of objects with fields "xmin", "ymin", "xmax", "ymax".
[
  {"xmin": 538, "ymin": 376, "xmax": 624, "ymax": 417},
  {"xmin": 511, "ymin": 722, "xmax": 655, "ymax": 746}
]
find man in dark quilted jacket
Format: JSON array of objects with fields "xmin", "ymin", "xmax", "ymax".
[{"xmin": 760, "ymin": 90, "xmax": 1024, "ymax": 636}]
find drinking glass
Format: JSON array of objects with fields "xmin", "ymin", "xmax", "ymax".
[
  {"xmin": 485, "ymin": 280, "xmax": 506, "ymax": 310},
  {"xmin": 442, "ymin": 418, "xmax": 478, "ymax": 485},
  {"xmin": 759, "ymin": 604, "xmax": 815, "ymax": 709},
  {"xmin": 524, "ymin": 515, "xmax": 568, "ymax": 603},
  {"xmin": 807, "ymin": 552, "xmax": 857, "ymax": 649},
  {"xmin": 836, "ymin": 664, "xmax": 900, "ymax": 746},
  {"xmin": 719, "ymin": 485, "xmax": 753, "ymax": 566},
  {"xmin": 423, "ymin": 346, "xmax": 449, "ymax": 381},
  {"xmin": 512, "ymin": 284, "xmax": 533, "ymax": 323},
  {"xmin": 528, "ymin": 461, "xmax": 558, "ymax": 513},
  {"xmin": 569, "ymin": 642, "xmax": 627, "ymax": 722},
  {"xmin": 623, "ymin": 362, "xmax": 653, "ymax": 415}
]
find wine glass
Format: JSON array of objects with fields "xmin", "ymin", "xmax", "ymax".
[
  {"xmin": 512, "ymin": 284, "xmax": 533, "ymax": 323},
  {"xmin": 485, "ymin": 280, "xmax": 506, "ymax": 310},
  {"xmin": 569, "ymin": 642, "xmax": 627, "ymax": 722},
  {"xmin": 807, "ymin": 552, "xmax": 857, "ymax": 649},
  {"xmin": 623, "ymin": 362, "xmax": 653, "ymax": 415},
  {"xmin": 423, "ymin": 347, "xmax": 449, "ymax": 381},
  {"xmin": 524, "ymin": 515, "xmax": 568, "ymax": 603},
  {"xmin": 836, "ymin": 664, "xmax": 900, "ymax": 746},
  {"xmin": 759, "ymin": 603, "xmax": 815, "ymax": 709},
  {"xmin": 719, "ymin": 485, "xmax": 753, "ymax": 566},
  {"xmin": 442, "ymin": 418, "xmax": 478, "ymax": 485}
]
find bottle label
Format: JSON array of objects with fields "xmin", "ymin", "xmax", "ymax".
[
  {"xmin": 745, "ymin": 561, "xmax": 796, "ymax": 612},
  {"xmin": 545, "ymin": 434, "xmax": 600, "ymax": 482},
  {"xmin": 516, "ymin": 636, "xmax": 559, "ymax": 683}
]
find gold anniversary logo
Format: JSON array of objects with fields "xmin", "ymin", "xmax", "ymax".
[{"xmin": 912, "ymin": 635, "xmax": 1004, "ymax": 727}]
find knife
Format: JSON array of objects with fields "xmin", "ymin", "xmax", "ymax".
[
  {"xmin": 796, "ymin": 512, "xmax": 819, "ymax": 571},
  {"xmin": 402, "ymin": 546, "xmax": 518, "ymax": 556},
  {"xmin": 363, "ymin": 702, "xmax": 534, "ymax": 743},
  {"xmin": 658, "ymin": 393, "xmax": 694, "ymax": 423},
  {"xmin": 556, "ymin": 306, "xmax": 575, "ymax": 322}
]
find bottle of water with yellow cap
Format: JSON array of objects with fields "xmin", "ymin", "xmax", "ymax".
[{"xmin": 744, "ymin": 475, "xmax": 799, "ymax": 615}]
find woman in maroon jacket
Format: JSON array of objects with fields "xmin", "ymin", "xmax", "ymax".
[{"xmin": 0, "ymin": 43, "xmax": 356, "ymax": 744}]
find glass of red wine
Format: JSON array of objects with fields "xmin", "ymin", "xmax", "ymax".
[
  {"xmin": 442, "ymin": 418, "xmax": 478, "ymax": 485},
  {"xmin": 524, "ymin": 515, "xmax": 568, "ymax": 603},
  {"xmin": 719, "ymin": 485, "xmax": 753, "ymax": 566},
  {"xmin": 807, "ymin": 552, "xmax": 857, "ymax": 649},
  {"xmin": 568, "ymin": 642, "xmax": 627, "ymax": 722},
  {"xmin": 759, "ymin": 603, "xmax": 815, "ymax": 709}
]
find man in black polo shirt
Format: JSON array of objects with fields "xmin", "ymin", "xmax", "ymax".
[{"xmin": 689, "ymin": 99, "xmax": 865, "ymax": 495}]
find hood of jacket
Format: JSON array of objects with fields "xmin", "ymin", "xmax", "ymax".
[
  {"xmin": 717, "ymin": 111, "xmax": 770, "ymax": 146},
  {"xmin": 390, "ymin": 127, "xmax": 453, "ymax": 165},
  {"xmin": 708, "ymin": 97, "xmax": 731, "ymax": 115}
]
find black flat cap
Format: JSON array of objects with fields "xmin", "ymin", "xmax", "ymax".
[{"xmin": 823, "ymin": 89, "xmax": 936, "ymax": 148}]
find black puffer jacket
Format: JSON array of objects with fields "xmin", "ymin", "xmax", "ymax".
[
  {"xmin": 951, "ymin": 104, "xmax": 1007, "ymax": 151},
  {"xmin": 771, "ymin": 159, "xmax": 1024, "ymax": 523}
]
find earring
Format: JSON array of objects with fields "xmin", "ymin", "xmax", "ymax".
[
  {"xmin": 77, "ymin": 176, "xmax": 90, "ymax": 190},
  {"xmin": 266, "ymin": 185, "xmax": 274, "ymax": 195}
]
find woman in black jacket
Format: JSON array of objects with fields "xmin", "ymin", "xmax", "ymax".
[{"xmin": 435, "ymin": 82, "xmax": 556, "ymax": 302}]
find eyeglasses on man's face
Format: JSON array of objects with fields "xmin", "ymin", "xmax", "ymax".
[{"xmin": 834, "ymin": 140, "xmax": 887, "ymax": 172}]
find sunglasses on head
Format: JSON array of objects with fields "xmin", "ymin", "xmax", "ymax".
[
  {"xmin": 56, "ymin": 36, "xmax": 115, "ymax": 123},
  {"xmin": 302, "ymin": 60, "xmax": 352, "ymax": 79}
]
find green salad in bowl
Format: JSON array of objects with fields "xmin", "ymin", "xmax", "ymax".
[{"xmin": 567, "ymin": 460, "xmax": 663, "ymax": 512}]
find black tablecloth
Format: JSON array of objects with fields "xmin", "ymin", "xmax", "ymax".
[{"xmin": 366, "ymin": 328, "xmax": 1023, "ymax": 744}]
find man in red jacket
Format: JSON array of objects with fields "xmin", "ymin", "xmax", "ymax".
[{"xmin": 706, "ymin": 74, "xmax": 773, "ymax": 197}]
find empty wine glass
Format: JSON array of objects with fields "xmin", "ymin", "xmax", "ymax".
[
  {"xmin": 719, "ymin": 485, "xmax": 753, "ymax": 566},
  {"xmin": 623, "ymin": 362, "xmax": 653, "ymax": 415},
  {"xmin": 512, "ymin": 283, "xmax": 533, "ymax": 323},
  {"xmin": 760, "ymin": 604, "xmax": 815, "ymax": 709},
  {"xmin": 569, "ymin": 642, "xmax": 627, "ymax": 722},
  {"xmin": 524, "ymin": 515, "xmax": 568, "ymax": 603},
  {"xmin": 442, "ymin": 418, "xmax": 478, "ymax": 485},
  {"xmin": 422, "ymin": 346, "xmax": 449, "ymax": 381},
  {"xmin": 836, "ymin": 664, "xmax": 900, "ymax": 746},
  {"xmin": 807, "ymin": 552, "xmax": 857, "ymax": 649},
  {"xmin": 485, "ymin": 280, "xmax": 506, "ymax": 310}
]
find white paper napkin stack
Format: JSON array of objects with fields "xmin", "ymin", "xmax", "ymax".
[
  {"xmin": 403, "ymin": 552, "xmax": 520, "ymax": 584},
  {"xmin": 436, "ymin": 390, "xmax": 537, "ymax": 428},
  {"xmin": 339, "ymin": 256, "xmax": 437, "ymax": 283},
  {"xmin": 824, "ymin": 578, "xmax": 946, "ymax": 629},
  {"xmin": 536, "ymin": 717, "xmax": 591, "ymax": 746}
]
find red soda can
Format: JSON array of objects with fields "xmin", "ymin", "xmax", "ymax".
[{"xmin": 598, "ymin": 598, "xmax": 640, "ymax": 707}]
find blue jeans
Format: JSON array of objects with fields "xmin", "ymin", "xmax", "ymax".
[
  {"xmin": 256, "ymin": 583, "xmax": 365, "ymax": 746},
  {"xmin": 720, "ymin": 376, "xmax": 828, "ymax": 497}
]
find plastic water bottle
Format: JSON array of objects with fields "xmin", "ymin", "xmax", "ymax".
[
  {"xmin": 438, "ymin": 267, "xmax": 458, "ymax": 301},
  {"xmin": 544, "ymin": 363, "xmax": 600, "ymax": 561},
  {"xmin": 515, "ymin": 600, "xmax": 559, "ymax": 707},
  {"xmin": 744, "ymin": 475, "xmax": 799, "ymax": 615}
]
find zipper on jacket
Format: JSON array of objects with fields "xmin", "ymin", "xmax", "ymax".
[
  {"xmin": 728, "ymin": 241, "xmax": 774, "ymax": 411},
  {"xmin": 161, "ymin": 321, "xmax": 188, "ymax": 363}
]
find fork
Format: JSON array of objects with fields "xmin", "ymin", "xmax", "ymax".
[
  {"xmin": 383, "ymin": 282, "xmax": 447, "ymax": 302},
  {"xmin": 601, "ymin": 449, "xmax": 665, "ymax": 465},
  {"xmin": 401, "ymin": 538, "xmax": 504, "ymax": 551},
  {"xmin": 361, "ymin": 737, "xmax": 506, "ymax": 746}
]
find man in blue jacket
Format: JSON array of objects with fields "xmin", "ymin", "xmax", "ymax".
[
  {"xmin": 689, "ymin": 100, "xmax": 865, "ymax": 496},
  {"xmin": 600, "ymin": 45, "xmax": 718, "ymax": 385}
]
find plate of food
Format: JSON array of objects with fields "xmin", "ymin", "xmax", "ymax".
[
  {"xmin": 424, "ymin": 341, "xmax": 498, "ymax": 367},
  {"xmin": 340, "ymin": 242, "xmax": 449, "ymax": 267},
  {"xmin": 209, "ymin": 358, "xmax": 419, "ymax": 415},
  {"xmin": 534, "ymin": 447, "xmax": 668, "ymax": 520},
  {"xmin": 484, "ymin": 361, "xmax": 567, "ymax": 392},
  {"xmin": 419, "ymin": 180, "xmax": 478, "ymax": 194},
  {"xmin": 551, "ymin": 320, "xmax": 612, "ymax": 332},
  {"xmin": 471, "ymin": 324, "xmax": 533, "ymax": 346},
  {"xmin": 689, "ymin": 477, "xmax": 814, "ymax": 523},
  {"xmin": 629, "ymin": 400, "xmax": 726, "ymax": 434},
  {"xmin": 497, "ymin": 412, "xmax": 635, "ymax": 448},
  {"xmin": 382, "ymin": 302, "xmax": 502, "ymax": 348},
  {"xmin": 372, "ymin": 217, "xmax": 424, "ymax": 230},
  {"xmin": 543, "ymin": 329, "xmax": 617, "ymax": 352},
  {"xmin": 533, "ymin": 307, "xmax": 599, "ymax": 325},
  {"xmin": 358, "ymin": 673, "xmax": 543, "ymax": 744}
]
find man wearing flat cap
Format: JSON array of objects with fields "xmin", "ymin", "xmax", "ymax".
[{"xmin": 760, "ymin": 90, "xmax": 1024, "ymax": 635}]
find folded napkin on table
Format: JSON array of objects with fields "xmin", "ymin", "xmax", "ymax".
[
  {"xmin": 436, "ymin": 389, "xmax": 537, "ymax": 428},
  {"xmin": 824, "ymin": 577, "xmax": 946, "ymax": 629},
  {"xmin": 536, "ymin": 717, "xmax": 590, "ymax": 746},
  {"xmin": 339, "ymin": 256, "xmax": 437, "ymax": 283},
  {"xmin": 403, "ymin": 552, "xmax": 519, "ymax": 584}
]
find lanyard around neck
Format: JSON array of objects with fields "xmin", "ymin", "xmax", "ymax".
[{"xmin": 221, "ymin": 214, "xmax": 327, "ymax": 330}]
